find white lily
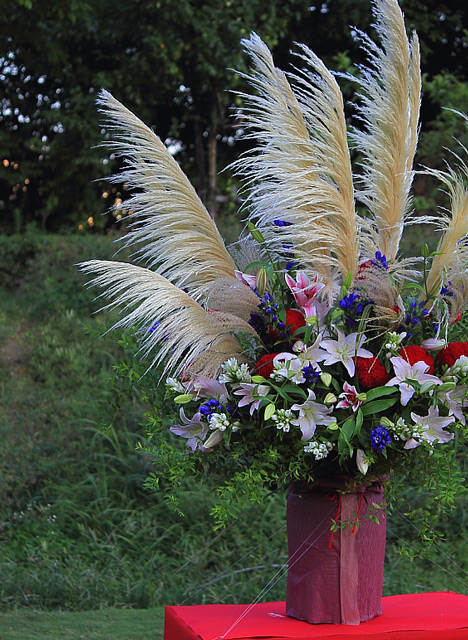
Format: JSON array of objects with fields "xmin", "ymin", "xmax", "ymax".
[
  {"xmin": 404, "ymin": 406, "xmax": 455, "ymax": 449},
  {"xmin": 272, "ymin": 353, "xmax": 306, "ymax": 384},
  {"xmin": 445, "ymin": 384, "xmax": 468, "ymax": 425},
  {"xmin": 320, "ymin": 330, "xmax": 373, "ymax": 377},
  {"xmin": 234, "ymin": 383, "xmax": 270, "ymax": 415},
  {"xmin": 356, "ymin": 449, "xmax": 370, "ymax": 475},
  {"xmin": 291, "ymin": 389, "xmax": 335, "ymax": 440},
  {"xmin": 386, "ymin": 356, "xmax": 443, "ymax": 406}
]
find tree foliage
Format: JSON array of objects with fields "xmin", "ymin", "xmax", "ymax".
[{"xmin": 1, "ymin": 0, "xmax": 467, "ymax": 232}]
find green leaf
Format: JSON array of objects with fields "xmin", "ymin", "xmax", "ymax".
[
  {"xmin": 245, "ymin": 260, "xmax": 268, "ymax": 271},
  {"xmin": 356, "ymin": 302, "xmax": 373, "ymax": 334},
  {"xmin": 281, "ymin": 384, "xmax": 307, "ymax": 398},
  {"xmin": 274, "ymin": 386, "xmax": 293, "ymax": 402},
  {"xmin": 365, "ymin": 386, "xmax": 397, "ymax": 401},
  {"xmin": 354, "ymin": 408, "xmax": 363, "ymax": 436},
  {"xmin": 342, "ymin": 417, "xmax": 355, "ymax": 440},
  {"xmin": 361, "ymin": 398, "xmax": 397, "ymax": 416},
  {"xmin": 251, "ymin": 375, "xmax": 267, "ymax": 383},
  {"xmin": 343, "ymin": 270, "xmax": 353, "ymax": 288},
  {"xmin": 264, "ymin": 403, "xmax": 276, "ymax": 421},
  {"xmin": 401, "ymin": 282, "xmax": 426, "ymax": 294},
  {"xmin": 338, "ymin": 421, "xmax": 354, "ymax": 456}
]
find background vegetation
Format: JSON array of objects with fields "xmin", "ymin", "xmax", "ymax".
[
  {"xmin": 1, "ymin": 231, "xmax": 468, "ymax": 619},
  {"xmin": 2, "ymin": 0, "xmax": 468, "ymax": 233},
  {"xmin": 1, "ymin": 0, "xmax": 468, "ymax": 637}
]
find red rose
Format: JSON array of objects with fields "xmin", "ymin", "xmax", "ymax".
[
  {"xmin": 437, "ymin": 342, "xmax": 468, "ymax": 369},
  {"xmin": 398, "ymin": 345, "xmax": 434, "ymax": 374},
  {"xmin": 356, "ymin": 357, "xmax": 390, "ymax": 389},
  {"xmin": 255, "ymin": 353, "xmax": 280, "ymax": 378},
  {"xmin": 285, "ymin": 309, "xmax": 306, "ymax": 333}
]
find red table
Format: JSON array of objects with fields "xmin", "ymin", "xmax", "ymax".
[{"xmin": 164, "ymin": 592, "xmax": 468, "ymax": 640}]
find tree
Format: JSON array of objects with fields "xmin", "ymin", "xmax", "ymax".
[{"xmin": 1, "ymin": 0, "xmax": 466, "ymax": 232}]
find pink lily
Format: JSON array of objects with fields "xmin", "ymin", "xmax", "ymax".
[
  {"xmin": 234, "ymin": 270, "xmax": 258, "ymax": 290},
  {"xmin": 337, "ymin": 382, "xmax": 365, "ymax": 412},
  {"xmin": 170, "ymin": 408, "xmax": 209, "ymax": 451},
  {"xmin": 291, "ymin": 389, "xmax": 335, "ymax": 440},
  {"xmin": 285, "ymin": 271, "xmax": 324, "ymax": 308}
]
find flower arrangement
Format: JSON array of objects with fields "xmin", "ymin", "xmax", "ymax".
[{"xmin": 80, "ymin": 0, "xmax": 468, "ymax": 535}]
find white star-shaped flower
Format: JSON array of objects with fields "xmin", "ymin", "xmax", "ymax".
[
  {"xmin": 291, "ymin": 389, "xmax": 335, "ymax": 440},
  {"xmin": 386, "ymin": 356, "xmax": 442, "ymax": 406},
  {"xmin": 320, "ymin": 330, "xmax": 373, "ymax": 377},
  {"xmin": 404, "ymin": 406, "xmax": 455, "ymax": 449}
]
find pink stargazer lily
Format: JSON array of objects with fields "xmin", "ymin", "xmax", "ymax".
[
  {"xmin": 302, "ymin": 298, "xmax": 331, "ymax": 333},
  {"xmin": 234, "ymin": 270, "xmax": 258, "ymax": 290},
  {"xmin": 337, "ymin": 382, "xmax": 364, "ymax": 412},
  {"xmin": 285, "ymin": 271, "xmax": 324, "ymax": 308},
  {"xmin": 386, "ymin": 356, "xmax": 442, "ymax": 406}
]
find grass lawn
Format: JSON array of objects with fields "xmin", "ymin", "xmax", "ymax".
[{"xmin": 0, "ymin": 607, "xmax": 165, "ymax": 640}]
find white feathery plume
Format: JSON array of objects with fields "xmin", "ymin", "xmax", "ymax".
[
  {"xmin": 79, "ymin": 260, "xmax": 253, "ymax": 378},
  {"xmin": 227, "ymin": 231, "xmax": 265, "ymax": 274},
  {"xmin": 203, "ymin": 277, "xmax": 260, "ymax": 323},
  {"xmin": 234, "ymin": 33, "xmax": 358, "ymax": 289},
  {"xmin": 349, "ymin": 0, "xmax": 422, "ymax": 260},
  {"xmin": 97, "ymin": 89, "xmax": 236, "ymax": 299},
  {"xmin": 425, "ymin": 142, "xmax": 468, "ymax": 300}
]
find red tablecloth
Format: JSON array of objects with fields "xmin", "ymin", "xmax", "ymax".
[{"xmin": 164, "ymin": 592, "xmax": 468, "ymax": 640}]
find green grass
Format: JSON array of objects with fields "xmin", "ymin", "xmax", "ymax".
[
  {"xmin": 0, "ymin": 608, "xmax": 164, "ymax": 640},
  {"xmin": 1, "ymin": 229, "xmax": 468, "ymax": 628}
]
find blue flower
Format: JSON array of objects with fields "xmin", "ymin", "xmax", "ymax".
[
  {"xmin": 404, "ymin": 298, "xmax": 428, "ymax": 326},
  {"xmin": 338, "ymin": 290, "xmax": 372, "ymax": 328},
  {"xmin": 372, "ymin": 251, "xmax": 388, "ymax": 270},
  {"xmin": 302, "ymin": 365, "xmax": 320, "ymax": 384},
  {"xmin": 440, "ymin": 282, "xmax": 454, "ymax": 298},
  {"xmin": 199, "ymin": 399, "xmax": 224, "ymax": 417},
  {"xmin": 370, "ymin": 426, "xmax": 392, "ymax": 452}
]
